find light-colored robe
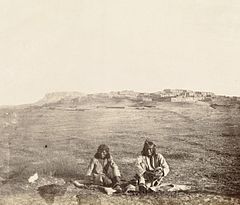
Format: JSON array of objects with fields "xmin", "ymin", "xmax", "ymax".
[
  {"xmin": 86, "ymin": 156, "xmax": 121, "ymax": 184},
  {"xmin": 135, "ymin": 153, "xmax": 170, "ymax": 184}
]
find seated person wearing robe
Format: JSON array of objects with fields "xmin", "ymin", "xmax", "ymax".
[
  {"xmin": 86, "ymin": 144, "xmax": 122, "ymax": 192},
  {"xmin": 135, "ymin": 140, "xmax": 170, "ymax": 193}
]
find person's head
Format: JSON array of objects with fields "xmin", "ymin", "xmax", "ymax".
[
  {"xmin": 141, "ymin": 139, "xmax": 157, "ymax": 157},
  {"xmin": 94, "ymin": 144, "xmax": 110, "ymax": 159}
]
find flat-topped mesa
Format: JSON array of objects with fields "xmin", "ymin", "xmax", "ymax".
[{"xmin": 36, "ymin": 92, "xmax": 86, "ymax": 105}]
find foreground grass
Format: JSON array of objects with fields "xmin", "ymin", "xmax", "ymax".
[{"xmin": 0, "ymin": 102, "xmax": 239, "ymax": 204}]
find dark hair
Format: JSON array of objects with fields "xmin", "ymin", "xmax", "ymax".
[
  {"xmin": 94, "ymin": 144, "xmax": 110, "ymax": 159},
  {"xmin": 141, "ymin": 140, "xmax": 157, "ymax": 156}
]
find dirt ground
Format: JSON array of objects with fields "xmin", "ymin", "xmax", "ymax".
[{"xmin": 0, "ymin": 102, "xmax": 239, "ymax": 204}]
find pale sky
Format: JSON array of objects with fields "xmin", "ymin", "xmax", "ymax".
[{"xmin": 0, "ymin": 0, "xmax": 240, "ymax": 105}]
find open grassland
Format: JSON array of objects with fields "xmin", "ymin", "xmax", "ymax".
[{"xmin": 0, "ymin": 102, "xmax": 239, "ymax": 204}]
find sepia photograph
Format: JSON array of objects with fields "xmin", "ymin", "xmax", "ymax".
[{"xmin": 0, "ymin": 0, "xmax": 240, "ymax": 204}]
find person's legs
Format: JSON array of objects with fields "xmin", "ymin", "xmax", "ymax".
[
  {"xmin": 111, "ymin": 176, "xmax": 120, "ymax": 186},
  {"xmin": 144, "ymin": 172, "xmax": 163, "ymax": 187},
  {"xmin": 102, "ymin": 175, "xmax": 113, "ymax": 187},
  {"xmin": 93, "ymin": 173, "xmax": 112, "ymax": 186},
  {"xmin": 152, "ymin": 176, "xmax": 163, "ymax": 187},
  {"xmin": 93, "ymin": 173, "xmax": 103, "ymax": 185},
  {"xmin": 137, "ymin": 171, "xmax": 162, "ymax": 193},
  {"xmin": 106, "ymin": 167, "xmax": 122, "ymax": 192},
  {"xmin": 107, "ymin": 166, "xmax": 121, "ymax": 183},
  {"xmin": 135, "ymin": 173, "xmax": 148, "ymax": 193},
  {"xmin": 111, "ymin": 176, "xmax": 122, "ymax": 192}
]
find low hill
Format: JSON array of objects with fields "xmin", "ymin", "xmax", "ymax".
[{"xmin": 34, "ymin": 90, "xmax": 240, "ymax": 110}]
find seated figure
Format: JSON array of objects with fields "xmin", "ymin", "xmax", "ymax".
[
  {"xmin": 135, "ymin": 140, "xmax": 170, "ymax": 193},
  {"xmin": 85, "ymin": 144, "xmax": 122, "ymax": 192}
]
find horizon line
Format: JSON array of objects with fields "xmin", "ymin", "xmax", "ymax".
[{"xmin": 1, "ymin": 88, "xmax": 239, "ymax": 107}]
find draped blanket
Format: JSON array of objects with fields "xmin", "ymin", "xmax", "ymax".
[{"xmin": 72, "ymin": 180, "xmax": 191, "ymax": 195}]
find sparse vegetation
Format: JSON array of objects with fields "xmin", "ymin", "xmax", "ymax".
[{"xmin": 0, "ymin": 94, "xmax": 239, "ymax": 204}]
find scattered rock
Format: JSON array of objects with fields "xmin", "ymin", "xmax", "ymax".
[{"xmin": 28, "ymin": 173, "xmax": 38, "ymax": 183}]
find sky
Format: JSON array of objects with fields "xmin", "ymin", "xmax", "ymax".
[{"xmin": 0, "ymin": 0, "xmax": 240, "ymax": 105}]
